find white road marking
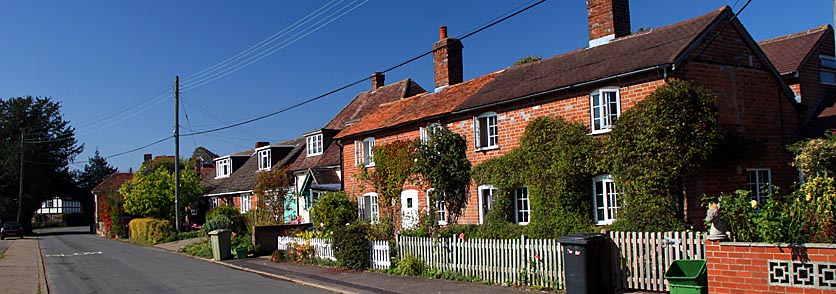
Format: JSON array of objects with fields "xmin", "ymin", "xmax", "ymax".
[{"xmin": 44, "ymin": 251, "xmax": 103, "ymax": 257}]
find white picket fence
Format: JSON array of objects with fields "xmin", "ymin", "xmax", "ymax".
[
  {"xmin": 608, "ymin": 231, "xmax": 706, "ymax": 292},
  {"xmin": 277, "ymin": 236, "xmax": 391, "ymax": 267},
  {"xmin": 398, "ymin": 235, "xmax": 564, "ymax": 289},
  {"xmin": 277, "ymin": 231, "xmax": 705, "ymax": 291}
]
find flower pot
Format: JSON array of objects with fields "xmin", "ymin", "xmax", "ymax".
[{"xmin": 233, "ymin": 248, "xmax": 248, "ymax": 259}]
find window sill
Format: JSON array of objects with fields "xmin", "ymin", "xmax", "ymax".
[
  {"xmin": 589, "ymin": 129, "xmax": 612, "ymax": 136},
  {"xmin": 517, "ymin": 222, "xmax": 529, "ymax": 226},
  {"xmin": 215, "ymin": 175, "xmax": 231, "ymax": 179},
  {"xmin": 437, "ymin": 220, "xmax": 448, "ymax": 226},
  {"xmin": 306, "ymin": 153, "xmax": 323, "ymax": 157},
  {"xmin": 594, "ymin": 220, "xmax": 615, "ymax": 226},
  {"xmin": 474, "ymin": 145, "xmax": 499, "ymax": 152}
]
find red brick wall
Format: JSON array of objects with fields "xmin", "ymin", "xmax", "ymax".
[{"xmin": 706, "ymin": 240, "xmax": 836, "ymax": 293}]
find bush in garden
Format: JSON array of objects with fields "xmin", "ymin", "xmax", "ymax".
[
  {"xmin": 202, "ymin": 215, "xmax": 232, "ymax": 234},
  {"xmin": 310, "ymin": 191, "xmax": 357, "ymax": 237},
  {"xmin": 285, "ymin": 241, "xmax": 315, "ymax": 263},
  {"xmin": 333, "ymin": 221, "xmax": 370, "ymax": 270},
  {"xmin": 128, "ymin": 218, "xmax": 172, "ymax": 245},
  {"xmin": 206, "ymin": 205, "xmax": 244, "ymax": 232}
]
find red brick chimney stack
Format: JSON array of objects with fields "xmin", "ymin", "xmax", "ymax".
[
  {"xmin": 432, "ymin": 25, "xmax": 463, "ymax": 90},
  {"xmin": 371, "ymin": 72, "xmax": 385, "ymax": 91},
  {"xmin": 587, "ymin": 0, "xmax": 631, "ymax": 48},
  {"xmin": 255, "ymin": 142, "xmax": 269, "ymax": 149}
]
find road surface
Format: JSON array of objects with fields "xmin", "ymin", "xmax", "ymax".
[{"xmin": 39, "ymin": 227, "xmax": 331, "ymax": 294}]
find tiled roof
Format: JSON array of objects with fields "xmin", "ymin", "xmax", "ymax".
[
  {"xmin": 290, "ymin": 79, "xmax": 425, "ymax": 171},
  {"xmin": 323, "ymin": 79, "xmax": 426, "ymax": 130},
  {"xmin": 91, "ymin": 172, "xmax": 133, "ymax": 195},
  {"xmin": 455, "ymin": 7, "xmax": 728, "ymax": 111},
  {"xmin": 759, "ymin": 25, "xmax": 831, "ymax": 75},
  {"xmin": 311, "ymin": 167, "xmax": 341, "ymax": 185},
  {"xmin": 336, "ymin": 72, "xmax": 501, "ymax": 139},
  {"xmin": 201, "ymin": 138, "xmax": 304, "ymax": 196}
]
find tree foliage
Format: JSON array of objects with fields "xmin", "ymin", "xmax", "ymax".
[
  {"xmin": 472, "ymin": 117, "xmax": 598, "ymax": 238},
  {"xmin": 791, "ymin": 131, "xmax": 836, "ymax": 178},
  {"xmin": 120, "ymin": 162, "xmax": 202, "ymax": 221},
  {"xmin": 75, "ymin": 149, "xmax": 117, "ymax": 191},
  {"xmin": 514, "ymin": 55, "xmax": 542, "ymax": 66},
  {"xmin": 310, "ymin": 191, "xmax": 358, "ymax": 238},
  {"xmin": 0, "ymin": 96, "xmax": 82, "ymax": 225},
  {"xmin": 609, "ymin": 80, "xmax": 722, "ymax": 231},
  {"xmin": 414, "ymin": 126, "xmax": 471, "ymax": 224},
  {"xmin": 252, "ymin": 166, "xmax": 293, "ymax": 225}
]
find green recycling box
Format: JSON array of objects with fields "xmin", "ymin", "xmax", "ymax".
[{"xmin": 664, "ymin": 259, "xmax": 707, "ymax": 294}]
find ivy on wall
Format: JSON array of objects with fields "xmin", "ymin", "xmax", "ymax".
[
  {"xmin": 472, "ymin": 117, "xmax": 599, "ymax": 238},
  {"xmin": 414, "ymin": 126, "xmax": 471, "ymax": 225},
  {"xmin": 608, "ymin": 80, "xmax": 722, "ymax": 231},
  {"xmin": 357, "ymin": 139, "xmax": 417, "ymax": 238}
]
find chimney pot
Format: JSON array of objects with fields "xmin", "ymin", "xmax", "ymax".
[
  {"xmin": 371, "ymin": 72, "xmax": 385, "ymax": 91},
  {"xmin": 432, "ymin": 26, "xmax": 463, "ymax": 89}
]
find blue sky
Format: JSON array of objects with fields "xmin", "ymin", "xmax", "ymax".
[{"xmin": 1, "ymin": 0, "xmax": 832, "ymax": 172}]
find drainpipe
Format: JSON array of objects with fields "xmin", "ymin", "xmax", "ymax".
[{"xmin": 336, "ymin": 139, "xmax": 345, "ymax": 192}]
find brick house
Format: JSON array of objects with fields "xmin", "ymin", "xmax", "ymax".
[
  {"xmin": 92, "ymin": 172, "xmax": 133, "ymax": 237},
  {"xmin": 200, "ymin": 139, "xmax": 303, "ymax": 221},
  {"xmin": 759, "ymin": 25, "xmax": 836, "ymax": 138},
  {"xmin": 288, "ymin": 75, "xmax": 425, "ymax": 223},
  {"xmin": 336, "ymin": 1, "xmax": 800, "ymax": 229}
]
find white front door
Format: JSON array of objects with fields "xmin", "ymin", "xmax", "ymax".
[{"xmin": 401, "ymin": 190, "xmax": 419, "ymax": 229}]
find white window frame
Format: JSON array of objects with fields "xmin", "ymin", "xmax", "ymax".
[
  {"xmin": 420, "ymin": 123, "xmax": 442, "ymax": 143},
  {"xmin": 354, "ymin": 137, "xmax": 375, "ymax": 167},
  {"xmin": 474, "ymin": 112, "xmax": 499, "ymax": 150},
  {"xmin": 514, "ymin": 186, "xmax": 530, "ymax": 225},
  {"xmin": 477, "ymin": 185, "xmax": 496, "ymax": 224},
  {"xmin": 820, "ymin": 55, "xmax": 836, "ymax": 85},
  {"xmin": 747, "ymin": 168, "xmax": 772, "ymax": 203},
  {"xmin": 589, "ymin": 87, "xmax": 621, "ymax": 134},
  {"xmin": 216, "ymin": 157, "xmax": 231, "ymax": 178},
  {"xmin": 306, "ymin": 134, "xmax": 324, "ymax": 157},
  {"xmin": 358, "ymin": 192, "xmax": 379, "ymax": 223},
  {"xmin": 258, "ymin": 149, "xmax": 271, "ymax": 171},
  {"xmin": 209, "ymin": 197, "xmax": 218, "ymax": 209},
  {"xmin": 240, "ymin": 193, "xmax": 251, "ymax": 213},
  {"xmin": 426, "ymin": 188, "xmax": 447, "ymax": 226},
  {"xmin": 592, "ymin": 174, "xmax": 619, "ymax": 225}
]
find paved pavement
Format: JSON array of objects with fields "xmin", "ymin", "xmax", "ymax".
[{"xmin": 0, "ymin": 236, "xmax": 47, "ymax": 294}]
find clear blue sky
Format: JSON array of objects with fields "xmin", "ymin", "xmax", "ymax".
[{"xmin": 1, "ymin": 0, "xmax": 832, "ymax": 172}]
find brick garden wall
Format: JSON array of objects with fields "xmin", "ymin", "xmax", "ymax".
[{"xmin": 706, "ymin": 240, "xmax": 836, "ymax": 293}]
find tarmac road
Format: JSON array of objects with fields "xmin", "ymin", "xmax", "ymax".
[{"xmin": 39, "ymin": 227, "xmax": 331, "ymax": 294}]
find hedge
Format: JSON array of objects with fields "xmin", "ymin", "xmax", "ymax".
[{"xmin": 128, "ymin": 218, "xmax": 172, "ymax": 245}]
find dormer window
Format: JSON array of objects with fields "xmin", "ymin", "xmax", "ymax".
[
  {"xmin": 216, "ymin": 158, "xmax": 231, "ymax": 178},
  {"xmin": 307, "ymin": 134, "xmax": 323, "ymax": 157},
  {"xmin": 820, "ymin": 55, "xmax": 836, "ymax": 85},
  {"xmin": 258, "ymin": 149, "xmax": 271, "ymax": 170}
]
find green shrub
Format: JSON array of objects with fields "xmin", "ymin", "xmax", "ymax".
[
  {"xmin": 202, "ymin": 215, "xmax": 232, "ymax": 234},
  {"xmin": 395, "ymin": 254, "xmax": 424, "ymax": 276},
  {"xmin": 435, "ymin": 224, "xmax": 480, "ymax": 239},
  {"xmin": 157, "ymin": 230, "xmax": 204, "ymax": 244},
  {"xmin": 128, "ymin": 218, "xmax": 173, "ymax": 245},
  {"xmin": 333, "ymin": 221, "xmax": 370, "ymax": 270},
  {"xmin": 310, "ymin": 191, "xmax": 357, "ymax": 237},
  {"xmin": 206, "ymin": 205, "xmax": 243, "ymax": 232},
  {"xmin": 270, "ymin": 249, "xmax": 286, "ymax": 262},
  {"xmin": 179, "ymin": 240, "xmax": 212, "ymax": 258},
  {"xmin": 231, "ymin": 234, "xmax": 253, "ymax": 253}
]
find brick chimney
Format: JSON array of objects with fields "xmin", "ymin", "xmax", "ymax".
[
  {"xmin": 255, "ymin": 142, "xmax": 269, "ymax": 149},
  {"xmin": 432, "ymin": 26, "xmax": 463, "ymax": 90},
  {"xmin": 371, "ymin": 72, "xmax": 385, "ymax": 91},
  {"xmin": 143, "ymin": 154, "xmax": 152, "ymax": 165},
  {"xmin": 587, "ymin": 0, "xmax": 631, "ymax": 48}
]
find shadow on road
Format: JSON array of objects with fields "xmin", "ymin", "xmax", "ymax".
[{"xmin": 34, "ymin": 226, "xmax": 94, "ymax": 237}]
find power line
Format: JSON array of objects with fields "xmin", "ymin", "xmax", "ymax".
[
  {"xmin": 181, "ymin": 0, "xmax": 369, "ymax": 91},
  {"xmin": 181, "ymin": 0, "xmax": 546, "ymax": 137},
  {"xmin": 180, "ymin": 96, "xmax": 268, "ymax": 140}
]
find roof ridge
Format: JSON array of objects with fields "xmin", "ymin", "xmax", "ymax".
[{"xmin": 758, "ymin": 24, "xmax": 831, "ymax": 45}]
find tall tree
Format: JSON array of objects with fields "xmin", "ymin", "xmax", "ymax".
[
  {"xmin": 120, "ymin": 163, "xmax": 202, "ymax": 221},
  {"xmin": 76, "ymin": 149, "xmax": 117, "ymax": 190},
  {"xmin": 0, "ymin": 96, "xmax": 82, "ymax": 226},
  {"xmin": 252, "ymin": 166, "xmax": 294, "ymax": 225}
]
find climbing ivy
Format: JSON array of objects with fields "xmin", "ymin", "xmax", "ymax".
[
  {"xmin": 608, "ymin": 80, "xmax": 722, "ymax": 231},
  {"xmin": 414, "ymin": 126, "xmax": 471, "ymax": 225},
  {"xmin": 472, "ymin": 117, "xmax": 599, "ymax": 238},
  {"xmin": 357, "ymin": 139, "xmax": 417, "ymax": 238}
]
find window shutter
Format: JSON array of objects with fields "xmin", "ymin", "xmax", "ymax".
[{"xmin": 354, "ymin": 141, "xmax": 362, "ymax": 164}]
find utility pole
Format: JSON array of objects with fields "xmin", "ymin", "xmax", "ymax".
[
  {"xmin": 16, "ymin": 133, "xmax": 24, "ymax": 223},
  {"xmin": 174, "ymin": 76, "xmax": 181, "ymax": 233}
]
